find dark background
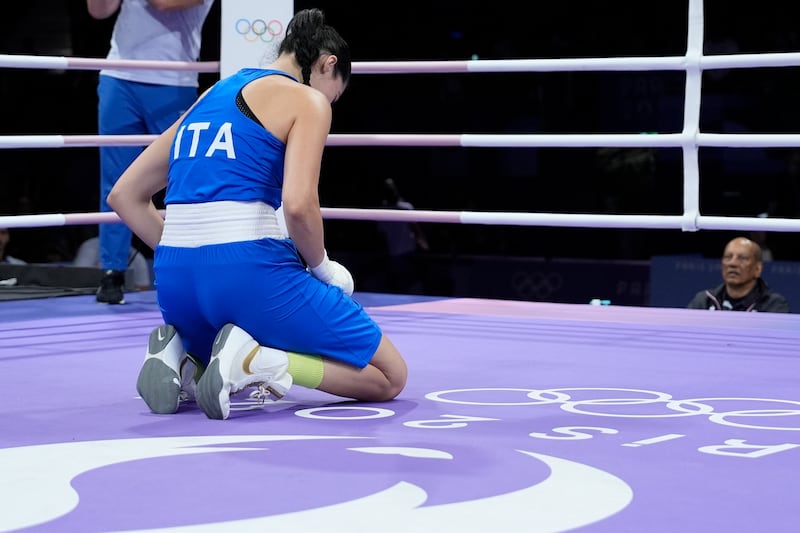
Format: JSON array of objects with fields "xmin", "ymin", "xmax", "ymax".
[{"xmin": 1, "ymin": 1, "xmax": 799, "ymax": 299}]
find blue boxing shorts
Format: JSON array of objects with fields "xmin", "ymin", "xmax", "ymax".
[{"xmin": 153, "ymin": 238, "xmax": 382, "ymax": 368}]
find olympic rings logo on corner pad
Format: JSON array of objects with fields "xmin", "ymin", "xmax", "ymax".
[
  {"xmin": 511, "ymin": 271, "xmax": 563, "ymax": 299},
  {"xmin": 235, "ymin": 18, "xmax": 284, "ymax": 43}
]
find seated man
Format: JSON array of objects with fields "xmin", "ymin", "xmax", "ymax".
[
  {"xmin": 73, "ymin": 236, "xmax": 151, "ymax": 292},
  {"xmin": 687, "ymin": 236, "xmax": 790, "ymax": 313},
  {"xmin": 0, "ymin": 228, "xmax": 26, "ymax": 265}
]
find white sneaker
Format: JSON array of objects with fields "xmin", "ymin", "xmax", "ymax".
[
  {"xmin": 136, "ymin": 325, "xmax": 202, "ymax": 414},
  {"xmin": 196, "ymin": 323, "xmax": 292, "ymax": 420}
]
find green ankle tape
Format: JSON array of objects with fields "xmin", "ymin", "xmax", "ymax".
[{"xmin": 287, "ymin": 352, "xmax": 324, "ymax": 389}]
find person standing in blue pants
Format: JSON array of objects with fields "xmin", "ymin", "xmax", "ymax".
[{"xmin": 88, "ymin": 0, "xmax": 215, "ymax": 303}]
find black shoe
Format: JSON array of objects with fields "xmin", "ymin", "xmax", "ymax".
[{"xmin": 96, "ymin": 269, "xmax": 125, "ymax": 304}]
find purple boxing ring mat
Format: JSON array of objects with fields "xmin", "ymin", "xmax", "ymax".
[{"xmin": 1, "ymin": 291, "xmax": 799, "ymax": 532}]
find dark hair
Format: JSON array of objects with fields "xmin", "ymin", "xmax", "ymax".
[{"xmin": 278, "ymin": 8, "xmax": 351, "ymax": 87}]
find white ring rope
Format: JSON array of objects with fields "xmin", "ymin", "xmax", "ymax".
[
  {"xmin": 2, "ymin": 209, "xmax": 799, "ymax": 232},
  {"xmin": 2, "ymin": 0, "xmax": 799, "ymax": 233},
  {"xmin": 5, "ymin": 51, "xmax": 800, "ymax": 74},
  {"xmin": 0, "ymin": 55, "xmax": 220, "ymax": 72},
  {"xmin": 5, "ymin": 133, "xmax": 800, "ymax": 150}
]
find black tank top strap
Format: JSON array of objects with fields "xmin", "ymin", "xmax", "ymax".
[{"xmin": 235, "ymin": 89, "xmax": 263, "ymax": 127}]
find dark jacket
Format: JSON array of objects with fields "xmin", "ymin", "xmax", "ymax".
[{"xmin": 687, "ymin": 278, "xmax": 790, "ymax": 313}]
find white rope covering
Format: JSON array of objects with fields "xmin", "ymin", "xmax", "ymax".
[
  {"xmin": 681, "ymin": 0, "xmax": 704, "ymax": 232},
  {"xmin": 2, "ymin": 209, "xmax": 800, "ymax": 232},
  {"xmin": 5, "ymin": 132, "xmax": 800, "ymax": 149},
  {"xmin": 4, "ymin": 51, "xmax": 800, "ymax": 74},
  {"xmin": 0, "ymin": 55, "xmax": 220, "ymax": 72},
  {"xmin": 1, "ymin": 0, "xmax": 798, "ymax": 233}
]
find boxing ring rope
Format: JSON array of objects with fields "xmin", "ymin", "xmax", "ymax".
[
  {"xmin": 6, "ymin": 132, "xmax": 800, "ymax": 150},
  {"xmin": 0, "ymin": 55, "xmax": 220, "ymax": 72},
  {"xmin": 6, "ymin": 50, "xmax": 800, "ymax": 74},
  {"xmin": 1, "ymin": 209, "xmax": 794, "ymax": 232},
  {"xmin": 2, "ymin": 0, "xmax": 800, "ymax": 233}
]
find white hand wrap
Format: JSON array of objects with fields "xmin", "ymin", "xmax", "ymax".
[{"xmin": 309, "ymin": 251, "xmax": 354, "ymax": 296}]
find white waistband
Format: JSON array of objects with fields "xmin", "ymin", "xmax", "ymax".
[{"xmin": 160, "ymin": 201, "xmax": 287, "ymax": 247}]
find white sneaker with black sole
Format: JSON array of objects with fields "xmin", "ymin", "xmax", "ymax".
[{"xmin": 136, "ymin": 325, "xmax": 202, "ymax": 414}]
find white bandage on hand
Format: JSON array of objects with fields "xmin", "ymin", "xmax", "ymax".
[{"xmin": 309, "ymin": 251, "xmax": 354, "ymax": 296}]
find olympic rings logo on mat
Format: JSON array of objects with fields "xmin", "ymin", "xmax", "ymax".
[
  {"xmin": 235, "ymin": 18, "xmax": 284, "ymax": 43},
  {"xmin": 425, "ymin": 387, "xmax": 800, "ymax": 431}
]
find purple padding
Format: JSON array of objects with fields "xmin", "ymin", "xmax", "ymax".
[{"xmin": 1, "ymin": 293, "xmax": 799, "ymax": 532}]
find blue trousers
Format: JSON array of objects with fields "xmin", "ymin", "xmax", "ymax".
[{"xmin": 97, "ymin": 75, "xmax": 197, "ymax": 271}]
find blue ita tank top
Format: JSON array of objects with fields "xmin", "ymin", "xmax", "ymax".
[{"xmin": 166, "ymin": 69, "xmax": 298, "ymax": 209}]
